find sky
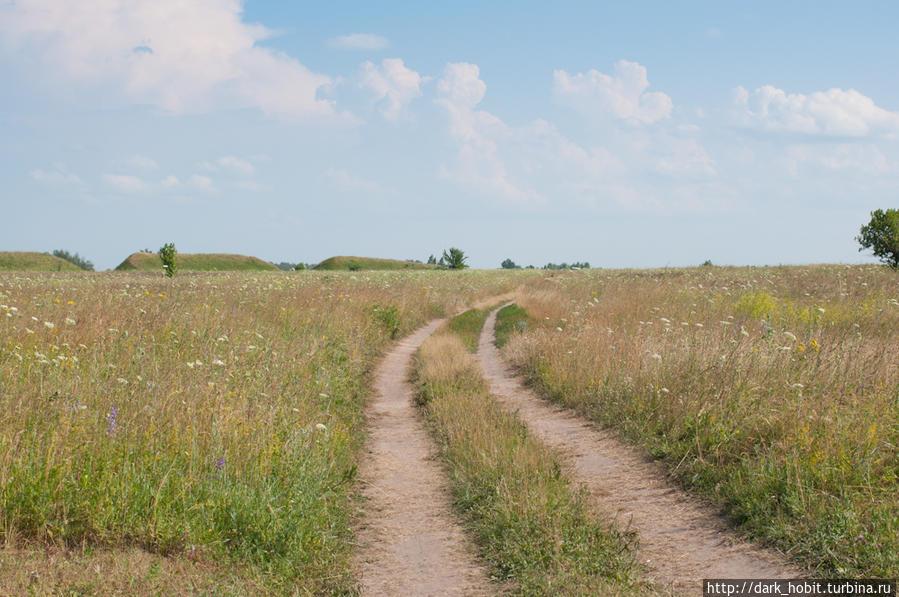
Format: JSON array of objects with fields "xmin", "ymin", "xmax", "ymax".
[{"xmin": 2, "ymin": 1, "xmax": 898, "ymax": 270}]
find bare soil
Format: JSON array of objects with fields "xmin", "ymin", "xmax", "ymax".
[
  {"xmin": 477, "ymin": 305, "xmax": 799, "ymax": 595},
  {"xmin": 355, "ymin": 320, "xmax": 495, "ymax": 596}
]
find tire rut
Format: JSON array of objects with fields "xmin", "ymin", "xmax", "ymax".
[
  {"xmin": 355, "ymin": 320, "xmax": 494, "ymax": 597},
  {"xmin": 477, "ymin": 304, "xmax": 799, "ymax": 595}
]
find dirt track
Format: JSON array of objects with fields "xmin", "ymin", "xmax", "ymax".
[
  {"xmin": 477, "ymin": 304, "xmax": 798, "ymax": 595},
  {"xmin": 355, "ymin": 320, "xmax": 494, "ymax": 596}
]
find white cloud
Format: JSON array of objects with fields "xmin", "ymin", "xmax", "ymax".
[
  {"xmin": 733, "ymin": 85, "xmax": 899, "ymax": 137},
  {"xmin": 30, "ymin": 167, "xmax": 82, "ymax": 186},
  {"xmin": 436, "ymin": 62, "xmax": 539, "ymax": 202},
  {"xmin": 785, "ymin": 144, "xmax": 895, "ymax": 176},
  {"xmin": 189, "ymin": 174, "xmax": 214, "ymax": 191},
  {"xmin": 360, "ymin": 58, "xmax": 423, "ymax": 121},
  {"xmin": 328, "ymin": 33, "xmax": 389, "ymax": 51},
  {"xmin": 103, "ymin": 173, "xmax": 149, "ymax": 193},
  {"xmin": 127, "ymin": 155, "xmax": 158, "ymax": 170},
  {"xmin": 325, "ymin": 167, "xmax": 382, "ymax": 193},
  {"xmin": 161, "ymin": 175, "xmax": 180, "ymax": 187},
  {"xmin": 553, "ymin": 60, "xmax": 673, "ymax": 124},
  {"xmin": 218, "ymin": 156, "xmax": 255, "ymax": 175},
  {"xmin": 1, "ymin": 0, "xmax": 336, "ymax": 121}
]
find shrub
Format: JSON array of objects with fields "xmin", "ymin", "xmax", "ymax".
[
  {"xmin": 158, "ymin": 242, "xmax": 177, "ymax": 277},
  {"xmin": 442, "ymin": 247, "xmax": 468, "ymax": 269}
]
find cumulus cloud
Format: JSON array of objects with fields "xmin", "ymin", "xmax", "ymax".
[
  {"xmin": 328, "ymin": 33, "xmax": 389, "ymax": 51},
  {"xmin": 553, "ymin": 60, "xmax": 673, "ymax": 124},
  {"xmin": 360, "ymin": 58, "xmax": 423, "ymax": 121},
  {"xmin": 30, "ymin": 167, "xmax": 82, "ymax": 186},
  {"xmin": 160, "ymin": 175, "xmax": 180, "ymax": 188},
  {"xmin": 436, "ymin": 62, "xmax": 538, "ymax": 202},
  {"xmin": 733, "ymin": 85, "xmax": 899, "ymax": 137},
  {"xmin": 325, "ymin": 167, "xmax": 382, "ymax": 193},
  {"xmin": 127, "ymin": 155, "xmax": 158, "ymax": 170},
  {"xmin": 103, "ymin": 173, "xmax": 149, "ymax": 193},
  {"xmin": 0, "ymin": 0, "xmax": 336, "ymax": 121},
  {"xmin": 218, "ymin": 156, "xmax": 255, "ymax": 175},
  {"xmin": 189, "ymin": 174, "xmax": 214, "ymax": 191}
]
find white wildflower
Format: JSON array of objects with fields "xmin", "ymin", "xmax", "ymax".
[
  {"xmin": 783, "ymin": 331, "xmax": 797, "ymax": 341},
  {"xmin": 315, "ymin": 423, "xmax": 327, "ymax": 431},
  {"xmin": 117, "ymin": 378, "xmax": 128, "ymax": 384},
  {"xmin": 44, "ymin": 321, "xmax": 55, "ymax": 329},
  {"xmin": 65, "ymin": 318, "xmax": 76, "ymax": 326}
]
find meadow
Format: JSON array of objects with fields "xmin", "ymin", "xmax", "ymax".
[
  {"xmin": 502, "ymin": 265, "xmax": 898, "ymax": 576},
  {"xmin": 0, "ymin": 264, "xmax": 895, "ymax": 594},
  {"xmin": 0, "ymin": 269, "xmax": 520, "ymax": 594}
]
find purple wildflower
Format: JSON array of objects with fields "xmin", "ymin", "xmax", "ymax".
[{"xmin": 105, "ymin": 404, "xmax": 118, "ymax": 437}]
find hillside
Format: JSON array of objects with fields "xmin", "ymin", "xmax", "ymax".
[
  {"xmin": 313, "ymin": 256, "xmax": 439, "ymax": 271},
  {"xmin": 0, "ymin": 252, "xmax": 83, "ymax": 272},
  {"xmin": 115, "ymin": 252, "xmax": 279, "ymax": 272}
]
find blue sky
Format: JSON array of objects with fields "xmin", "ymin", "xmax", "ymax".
[{"xmin": 2, "ymin": 1, "xmax": 897, "ymax": 270}]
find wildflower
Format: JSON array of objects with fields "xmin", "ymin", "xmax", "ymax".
[
  {"xmin": 695, "ymin": 323, "xmax": 703, "ymax": 328},
  {"xmin": 215, "ymin": 456, "xmax": 226, "ymax": 471},
  {"xmin": 212, "ymin": 358, "xmax": 225, "ymax": 366},
  {"xmin": 44, "ymin": 321, "xmax": 55, "ymax": 329},
  {"xmin": 810, "ymin": 339, "xmax": 820, "ymax": 352},
  {"xmin": 105, "ymin": 404, "xmax": 118, "ymax": 437},
  {"xmin": 783, "ymin": 331, "xmax": 797, "ymax": 341},
  {"xmin": 25, "ymin": 328, "xmax": 34, "ymax": 334},
  {"xmin": 650, "ymin": 353, "xmax": 662, "ymax": 363},
  {"xmin": 67, "ymin": 301, "xmax": 74, "ymax": 305},
  {"xmin": 315, "ymin": 423, "xmax": 327, "ymax": 431},
  {"xmin": 792, "ymin": 383, "xmax": 804, "ymax": 389},
  {"xmin": 65, "ymin": 318, "xmax": 76, "ymax": 325},
  {"xmin": 797, "ymin": 343, "xmax": 805, "ymax": 352},
  {"xmin": 116, "ymin": 377, "xmax": 128, "ymax": 384}
]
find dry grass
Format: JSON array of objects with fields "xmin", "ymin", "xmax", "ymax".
[
  {"xmin": 0, "ymin": 269, "xmax": 526, "ymax": 594},
  {"xmin": 502, "ymin": 265, "xmax": 899, "ymax": 576},
  {"xmin": 414, "ymin": 325, "xmax": 652, "ymax": 596}
]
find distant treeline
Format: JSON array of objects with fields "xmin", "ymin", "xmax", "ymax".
[
  {"xmin": 52, "ymin": 249, "xmax": 94, "ymax": 271},
  {"xmin": 501, "ymin": 258, "xmax": 591, "ymax": 270}
]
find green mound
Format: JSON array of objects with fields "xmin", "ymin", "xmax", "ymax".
[
  {"xmin": 313, "ymin": 256, "xmax": 439, "ymax": 271},
  {"xmin": 0, "ymin": 252, "xmax": 83, "ymax": 272},
  {"xmin": 115, "ymin": 252, "xmax": 278, "ymax": 272}
]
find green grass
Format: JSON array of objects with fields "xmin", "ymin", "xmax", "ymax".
[
  {"xmin": 502, "ymin": 266, "xmax": 899, "ymax": 577},
  {"xmin": 494, "ymin": 303, "xmax": 534, "ymax": 348},
  {"xmin": 0, "ymin": 252, "xmax": 83, "ymax": 272},
  {"xmin": 114, "ymin": 252, "xmax": 278, "ymax": 272},
  {"xmin": 413, "ymin": 331, "xmax": 650, "ymax": 596},
  {"xmin": 312, "ymin": 256, "xmax": 439, "ymax": 271},
  {"xmin": 446, "ymin": 308, "xmax": 490, "ymax": 352}
]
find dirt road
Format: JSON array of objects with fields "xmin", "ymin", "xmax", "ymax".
[{"xmin": 477, "ymin": 304, "xmax": 798, "ymax": 595}]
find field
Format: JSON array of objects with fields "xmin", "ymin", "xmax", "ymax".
[
  {"xmin": 115, "ymin": 252, "xmax": 279, "ymax": 272},
  {"xmin": 0, "ymin": 252, "xmax": 83, "ymax": 272},
  {"xmin": 0, "ymin": 265, "xmax": 896, "ymax": 594}
]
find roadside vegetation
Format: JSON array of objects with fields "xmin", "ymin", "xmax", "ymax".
[
  {"xmin": 412, "ymin": 311, "xmax": 652, "ymax": 595},
  {"xmin": 0, "ymin": 270, "xmax": 521, "ymax": 594},
  {"xmin": 502, "ymin": 265, "xmax": 899, "ymax": 577}
]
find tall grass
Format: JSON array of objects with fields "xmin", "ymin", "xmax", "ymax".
[
  {"xmin": 502, "ymin": 265, "xmax": 899, "ymax": 576},
  {"xmin": 0, "ymin": 270, "xmax": 524, "ymax": 593},
  {"xmin": 413, "ymin": 323, "xmax": 651, "ymax": 595}
]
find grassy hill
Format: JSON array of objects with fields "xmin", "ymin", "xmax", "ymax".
[
  {"xmin": 313, "ymin": 256, "xmax": 439, "ymax": 271},
  {"xmin": 0, "ymin": 252, "xmax": 83, "ymax": 272},
  {"xmin": 115, "ymin": 252, "xmax": 279, "ymax": 272}
]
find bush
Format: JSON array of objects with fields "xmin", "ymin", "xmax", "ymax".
[
  {"xmin": 442, "ymin": 247, "xmax": 468, "ymax": 270},
  {"xmin": 857, "ymin": 209, "xmax": 899, "ymax": 268},
  {"xmin": 158, "ymin": 242, "xmax": 177, "ymax": 277},
  {"xmin": 500, "ymin": 258, "xmax": 520, "ymax": 269}
]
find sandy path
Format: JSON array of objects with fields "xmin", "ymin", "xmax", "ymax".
[
  {"xmin": 355, "ymin": 320, "xmax": 494, "ymax": 597},
  {"xmin": 477, "ymin": 305, "xmax": 798, "ymax": 595}
]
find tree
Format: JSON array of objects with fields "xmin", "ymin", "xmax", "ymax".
[
  {"xmin": 857, "ymin": 209, "xmax": 899, "ymax": 268},
  {"xmin": 500, "ymin": 258, "xmax": 519, "ymax": 269},
  {"xmin": 52, "ymin": 249, "xmax": 94, "ymax": 271},
  {"xmin": 159, "ymin": 242, "xmax": 177, "ymax": 277},
  {"xmin": 427, "ymin": 254, "xmax": 437, "ymax": 265},
  {"xmin": 441, "ymin": 247, "xmax": 469, "ymax": 269}
]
